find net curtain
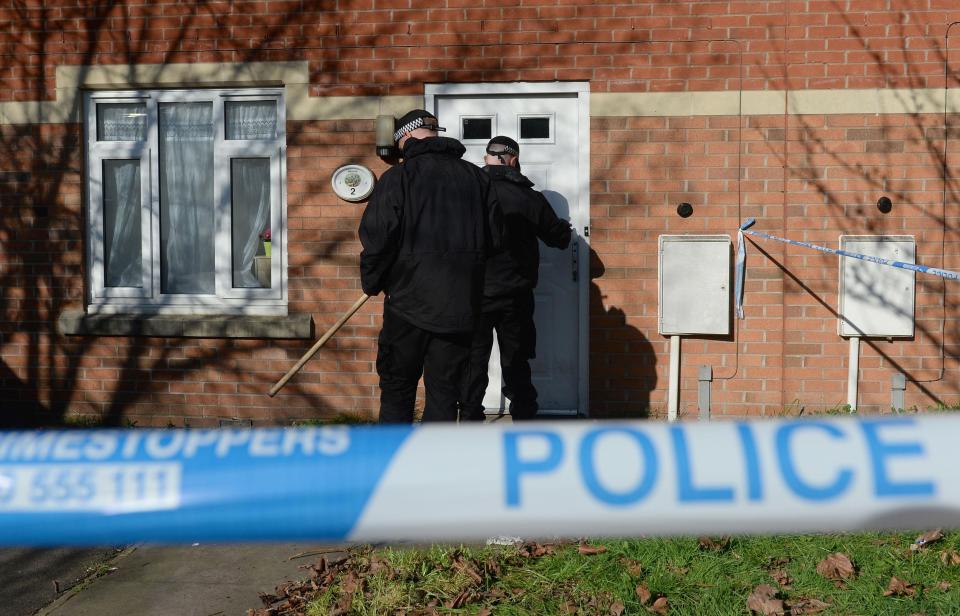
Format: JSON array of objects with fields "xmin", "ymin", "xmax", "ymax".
[
  {"xmin": 227, "ymin": 100, "xmax": 274, "ymax": 288},
  {"xmin": 102, "ymin": 101, "xmax": 274, "ymax": 294},
  {"xmin": 231, "ymin": 158, "xmax": 271, "ymax": 288},
  {"xmin": 159, "ymin": 102, "xmax": 216, "ymax": 294},
  {"xmin": 102, "ymin": 160, "xmax": 142, "ymax": 287}
]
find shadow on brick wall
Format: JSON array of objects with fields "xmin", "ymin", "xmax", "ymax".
[
  {"xmin": 588, "ymin": 247, "xmax": 657, "ymax": 418},
  {"xmin": 0, "ymin": 359, "xmax": 50, "ymax": 428}
]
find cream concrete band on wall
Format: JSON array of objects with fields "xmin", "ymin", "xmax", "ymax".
[
  {"xmin": 3, "ymin": 60, "xmax": 960, "ymax": 124},
  {"xmin": 0, "ymin": 62, "xmax": 419, "ymax": 125}
]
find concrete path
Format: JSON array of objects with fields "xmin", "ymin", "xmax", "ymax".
[
  {"xmin": 38, "ymin": 543, "xmax": 348, "ymax": 616},
  {"xmin": 0, "ymin": 548, "xmax": 120, "ymax": 616}
]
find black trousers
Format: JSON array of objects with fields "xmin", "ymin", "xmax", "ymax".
[
  {"xmin": 376, "ymin": 309, "xmax": 472, "ymax": 423},
  {"xmin": 461, "ymin": 290, "xmax": 538, "ymax": 421}
]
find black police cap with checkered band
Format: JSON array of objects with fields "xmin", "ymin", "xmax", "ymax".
[
  {"xmin": 393, "ymin": 110, "xmax": 446, "ymax": 142},
  {"xmin": 486, "ymin": 135, "xmax": 519, "ymax": 157}
]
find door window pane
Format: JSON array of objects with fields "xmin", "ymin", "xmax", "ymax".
[
  {"xmin": 462, "ymin": 117, "xmax": 492, "ymax": 140},
  {"xmin": 97, "ymin": 103, "xmax": 147, "ymax": 141},
  {"xmin": 520, "ymin": 116, "xmax": 550, "ymax": 140},
  {"xmin": 225, "ymin": 101, "xmax": 277, "ymax": 140},
  {"xmin": 158, "ymin": 102, "xmax": 215, "ymax": 294},
  {"xmin": 231, "ymin": 158, "xmax": 272, "ymax": 289},
  {"xmin": 102, "ymin": 160, "xmax": 142, "ymax": 287}
]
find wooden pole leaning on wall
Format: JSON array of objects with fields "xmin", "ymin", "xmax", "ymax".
[{"xmin": 268, "ymin": 294, "xmax": 371, "ymax": 397}]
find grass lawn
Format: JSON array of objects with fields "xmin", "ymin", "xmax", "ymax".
[{"xmin": 249, "ymin": 531, "xmax": 960, "ymax": 615}]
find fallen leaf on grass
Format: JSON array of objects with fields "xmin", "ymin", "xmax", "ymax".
[
  {"xmin": 518, "ymin": 542, "xmax": 554, "ymax": 558},
  {"xmin": 332, "ymin": 592, "xmax": 353, "ymax": 615},
  {"xmin": 938, "ymin": 581, "xmax": 952, "ymax": 591},
  {"xmin": 766, "ymin": 556, "xmax": 790, "ymax": 568},
  {"xmin": 340, "ymin": 571, "xmax": 361, "ymax": 596},
  {"xmin": 561, "ymin": 600, "xmax": 578, "ymax": 614},
  {"xmin": 769, "ymin": 568, "xmax": 792, "ymax": 589},
  {"xmin": 910, "ymin": 528, "xmax": 944, "ymax": 551},
  {"xmin": 815, "ymin": 552, "xmax": 856, "ymax": 583},
  {"xmin": 940, "ymin": 549, "xmax": 960, "ymax": 566},
  {"xmin": 367, "ymin": 556, "xmax": 392, "ymax": 575},
  {"xmin": 786, "ymin": 597, "xmax": 831, "ymax": 614},
  {"xmin": 636, "ymin": 584, "xmax": 652, "ymax": 605},
  {"xmin": 451, "ymin": 554, "xmax": 484, "ymax": 585},
  {"xmin": 666, "ymin": 564, "xmax": 689, "ymax": 576},
  {"xmin": 648, "ymin": 596, "xmax": 669, "ymax": 615},
  {"xmin": 746, "ymin": 584, "xmax": 784, "ymax": 616},
  {"xmin": 578, "ymin": 543, "xmax": 608, "ymax": 555},
  {"xmin": 621, "ymin": 557, "xmax": 643, "ymax": 576},
  {"xmin": 445, "ymin": 589, "xmax": 473, "ymax": 609},
  {"xmin": 697, "ymin": 536, "xmax": 730, "ymax": 551},
  {"xmin": 484, "ymin": 556, "xmax": 503, "ymax": 577},
  {"xmin": 883, "ymin": 576, "xmax": 917, "ymax": 597},
  {"xmin": 476, "ymin": 608, "xmax": 493, "ymax": 616},
  {"xmin": 610, "ymin": 600, "xmax": 626, "ymax": 615}
]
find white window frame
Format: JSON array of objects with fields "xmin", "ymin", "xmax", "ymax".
[
  {"xmin": 517, "ymin": 113, "xmax": 556, "ymax": 145},
  {"xmin": 84, "ymin": 88, "xmax": 288, "ymax": 315},
  {"xmin": 458, "ymin": 115, "xmax": 497, "ymax": 144}
]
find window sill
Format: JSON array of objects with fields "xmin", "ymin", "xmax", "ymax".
[{"xmin": 58, "ymin": 310, "xmax": 314, "ymax": 339}]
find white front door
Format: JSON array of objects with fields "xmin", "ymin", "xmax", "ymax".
[{"xmin": 427, "ymin": 84, "xmax": 589, "ymax": 415}]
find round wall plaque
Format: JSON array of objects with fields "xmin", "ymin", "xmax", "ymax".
[{"xmin": 331, "ymin": 164, "xmax": 376, "ymax": 202}]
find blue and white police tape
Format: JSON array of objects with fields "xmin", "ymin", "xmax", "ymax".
[
  {"xmin": 734, "ymin": 218, "xmax": 960, "ymax": 318},
  {"xmin": 0, "ymin": 416, "xmax": 958, "ymax": 546}
]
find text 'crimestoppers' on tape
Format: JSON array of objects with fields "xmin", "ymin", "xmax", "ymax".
[{"xmin": 0, "ymin": 416, "xmax": 957, "ymax": 546}]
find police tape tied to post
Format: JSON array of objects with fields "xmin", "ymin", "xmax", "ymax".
[{"xmin": 0, "ymin": 416, "xmax": 958, "ymax": 545}]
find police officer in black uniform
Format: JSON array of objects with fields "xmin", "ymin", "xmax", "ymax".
[
  {"xmin": 359, "ymin": 110, "xmax": 501, "ymax": 423},
  {"xmin": 461, "ymin": 136, "xmax": 572, "ymax": 421}
]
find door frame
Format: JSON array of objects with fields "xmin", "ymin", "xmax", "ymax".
[{"xmin": 424, "ymin": 82, "xmax": 591, "ymax": 416}]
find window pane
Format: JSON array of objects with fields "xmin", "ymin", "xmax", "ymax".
[
  {"xmin": 520, "ymin": 117, "xmax": 550, "ymax": 139},
  {"xmin": 225, "ymin": 101, "xmax": 277, "ymax": 140},
  {"xmin": 97, "ymin": 103, "xmax": 147, "ymax": 141},
  {"xmin": 231, "ymin": 159, "xmax": 272, "ymax": 289},
  {"xmin": 158, "ymin": 102, "xmax": 215, "ymax": 294},
  {"xmin": 462, "ymin": 117, "xmax": 491, "ymax": 140},
  {"xmin": 102, "ymin": 160, "xmax": 142, "ymax": 287}
]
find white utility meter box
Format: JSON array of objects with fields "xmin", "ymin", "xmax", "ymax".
[
  {"xmin": 838, "ymin": 235, "xmax": 915, "ymax": 338},
  {"xmin": 658, "ymin": 235, "xmax": 731, "ymax": 335}
]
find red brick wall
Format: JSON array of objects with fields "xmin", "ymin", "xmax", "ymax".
[
  {"xmin": 3, "ymin": 1, "xmax": 959, "ymax": 99},
  {"xmin": 0, "ymin": 120, "xmax": 391, "ymax": 427},
  {"xmin": 589, "ymin": 111, "xmax": 960, "ymax": 418},
  {"xmin": 2, "ymin": 1, "xmax": 960, "ymax": 424}
]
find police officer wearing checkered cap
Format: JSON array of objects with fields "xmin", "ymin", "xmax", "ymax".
[
  {"xmin": 460, "ymin": 136, "xmax": 571, "ymax": 421},
  {"xmin": 359, "ymin": 110, "xmax": 502, "ymax": 423}
]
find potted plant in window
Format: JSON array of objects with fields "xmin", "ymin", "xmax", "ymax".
[{"xmin": 260, "ymin": 228, "xmax": 271, "ymax": 257}]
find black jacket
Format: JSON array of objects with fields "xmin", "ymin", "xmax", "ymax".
[
  {"xmin": 482, "ymin": 164, "xmax": 572, "ymax": 298},
  {"xmin": 359, "ymin": 137, "xmax": 501, "ymax": 333}
]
